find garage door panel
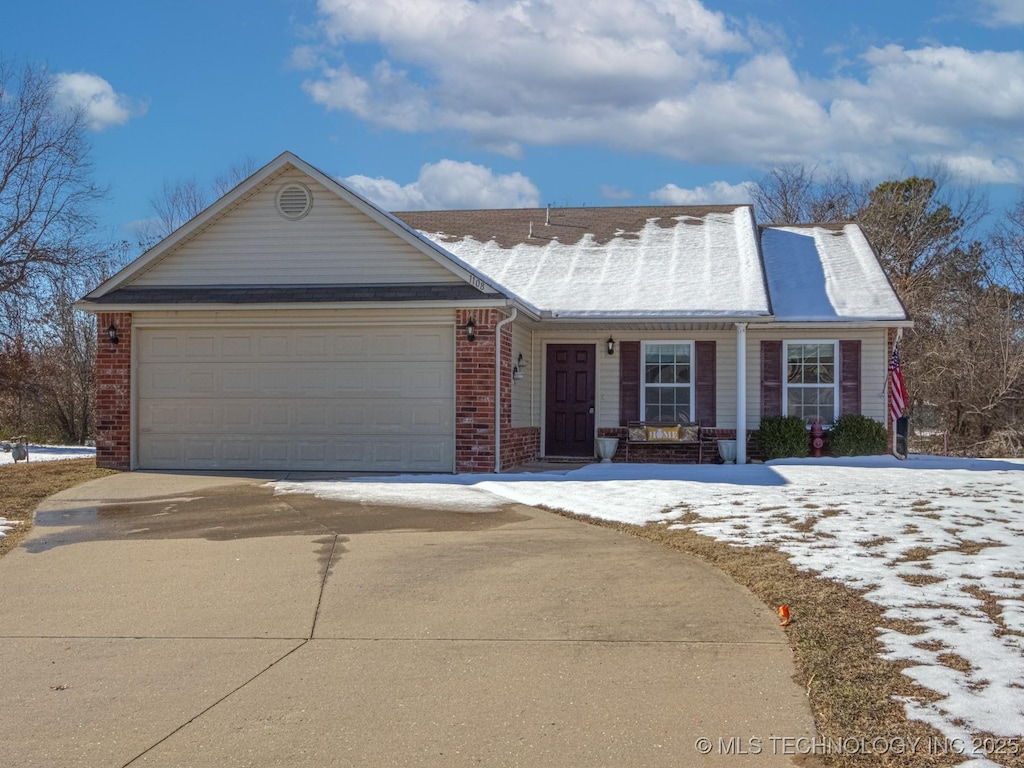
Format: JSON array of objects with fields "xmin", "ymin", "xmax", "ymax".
[
  {"xmin": 139, "ymin": 436, "xmax": 183, "ymax": 464},
  {"xmin": 185, "ymin": 404, "xmax": 217, "ymax": 427},
  {"xmin": 223, "ymin": 404, "xmax": 255, "ymax": 428},
  {"xmin": 258, "ymin": 335, "xmax": 290, "ymax": 357},
  {"xmin": 222, "ymin": 440, "xmax": 254, "ymax": 462},
  {"xmin": 141, "ymin": 403, "xmax": 183, "ymax": 431},
  {"xmin": 137, "ymin": 326, "xmax": 454, "ymax": 472},
  {"xmin": 186, "ymin": 370, "xmax": 216, "ymax": 392},
  {"xmin": 185, "ymin": 440, "xmax": 216, "ymax": 464},
  {"xmin": 222, "ymin": 335, "xmax": 253, "ymax": 357}
]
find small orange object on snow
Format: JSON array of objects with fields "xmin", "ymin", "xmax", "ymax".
[{"xmin": 778, "ymin": 605, "xmax": 791, "ymax": 626}]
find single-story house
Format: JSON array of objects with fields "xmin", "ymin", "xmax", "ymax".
[{"xmin": 79, "ymin": 152, "xmax": 911, "ymax": 473}]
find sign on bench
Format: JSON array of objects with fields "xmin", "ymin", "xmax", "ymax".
[
  {"xmin": 627, "ymin": 422, "xmax": 700, "ymax": 442},
  {"xmin": 626, "ymin": 421, "xmax": 703, "ymax": 462}
]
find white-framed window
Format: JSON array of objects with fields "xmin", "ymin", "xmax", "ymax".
[
  {"xmin": 784, "ymin": 341, "xmax": 838, "ymax": 424},
  {"xmin": 641, "ymin": 341, "xmax": 694, "ymax": 422}
]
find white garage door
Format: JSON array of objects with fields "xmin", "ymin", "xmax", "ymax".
[{"xmin": 136, "ymin": 325, "xmax": 455, "ymax": 472}]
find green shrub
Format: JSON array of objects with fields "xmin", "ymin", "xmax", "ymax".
[
  {"xmin": 758, "ymin": 415, "xmax": 809, "ymax": 459},
  {"xmin": 829, "ymin": 414, "xmax": 888, "ymax": 456}
]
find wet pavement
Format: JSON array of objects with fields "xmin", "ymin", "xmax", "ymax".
[{"xmin": 0, "ymin": 471, "xmax": 819, "ymax": 767}]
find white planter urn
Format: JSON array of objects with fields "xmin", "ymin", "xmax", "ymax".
[
  {"xmin": 596, "ymin": 437, "xmax": 620, "ymax": 463},
  {"xmin": 717, "ymin": 439, "xmax": 737, "ymax": 464}
]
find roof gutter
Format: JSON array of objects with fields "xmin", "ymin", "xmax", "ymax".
[{"xmin": 494, "ymin": 307, "xmax": 518, "ymax": 474}]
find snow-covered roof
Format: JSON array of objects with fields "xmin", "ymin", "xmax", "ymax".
[
  {"xmin": 397, "ymin": 206, "xmax": 772, "ymax": 319},
  {"xmin": 760, "ymin": 224, "xmax": 908, "ymax": 322}
]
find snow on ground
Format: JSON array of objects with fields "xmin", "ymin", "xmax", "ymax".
[
  {"xmin": 0, "ymin": 444, "xmax": 95, "ymax": 466},
  {"xmin": 274, "ymin": 455, "xmax": 1024, "ymax": 765},
  {"xmin": 0, "ymin": 444, "xmax": 96, "ymax": 538},
  {"xmin": 0, "ymin": 517, "xmax": 18, "ymax": 538}
]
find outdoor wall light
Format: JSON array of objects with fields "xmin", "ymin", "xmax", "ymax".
[
  {"xmin": 606, "ymin": 336, "xmax": 615, "ymax": 355},
  {"xmin": 517, "ymin": 352, "xmax": 527, "ymax": 369},
  {"xmin": 108, "ymin": 323, "xmax": 120, "ymax": 345},
  {"xmin": 512, "ymin": 366, "xmax": 524, "ymax": 381},
  {"xmin": 466, "ymin": 317, "xmax": 477, "ymax": 342}
]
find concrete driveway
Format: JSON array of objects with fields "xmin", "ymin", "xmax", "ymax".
[{"xmin": 0, "ymin": 471, "xmax": 817, "ymax": 767}]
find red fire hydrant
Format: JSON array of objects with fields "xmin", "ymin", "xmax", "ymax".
[{"xmin": 810, "ymin": 419, "xmax": 825, "ymax": 457}]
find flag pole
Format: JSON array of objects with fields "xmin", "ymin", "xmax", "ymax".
[{"xmin": 891, "ymin": 328, "xmax": 904, "ymax": 456}]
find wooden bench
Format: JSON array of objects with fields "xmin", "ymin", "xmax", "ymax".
[{"xmin": 625, "ymin": 421, "xmax": 703, "ymax": 463}]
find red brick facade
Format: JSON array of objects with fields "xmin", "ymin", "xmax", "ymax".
[
  {"xmin": 453, "ymin": 308, "xmax": 542, "ymax": 472},
  {"xmin": 502, "ymin": 427, "xmax": 541, "ymax": 468},
  {"xmin": 454, "ymin": 309, "xmax": 499, "ymax": 472},
  {"xmin": 94, "ymin": 312, "xmax": 132, "ymax": 470}
]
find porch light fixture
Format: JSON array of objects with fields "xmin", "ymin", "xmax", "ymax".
[
  {"xmin": 108, "ymin": 323, "xmax": 120, "ymax": 345},
  {"xmin": 606, "ymin": 336, "xmax": 615, "ymax": 355},
  {"xmin": 465, "ymin": 317, "xmax": 477, "ymax": 342},
  {"xmin": 517, "ymin": 353, "xmax": 527, "ymax": 369},
  {"xmin": 512, "ymin": 366, "xmax": 524, "ymax": 381}
]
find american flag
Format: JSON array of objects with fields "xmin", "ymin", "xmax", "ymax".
[{"xmin": 889, "ymin": 342, "xmax": 908, "ymax": 424}]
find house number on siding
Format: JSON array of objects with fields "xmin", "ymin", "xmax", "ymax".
[{"xmin": 469, "ymin": 275, "xmax": 487, "ymax": 291}]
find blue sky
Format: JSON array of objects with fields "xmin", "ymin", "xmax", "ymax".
[{"xmin": 5, "ymin": 0, "xmax": 1024, "ymax": 246}]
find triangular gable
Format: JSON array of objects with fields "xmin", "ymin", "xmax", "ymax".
[{"xmin": 86, "ymin": 152, "xmax": 508, "ymax": 301}]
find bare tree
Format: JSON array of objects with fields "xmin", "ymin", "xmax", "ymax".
[
  {"xmin": 0, "ymin": 61, "xmax": 104, "ymax": 299},
  {"xmin": 213, "ymin": 157, "xmax": 257, "ymax": 197},
  {"xmin": 145, "ymin": 176, "xmax": 207, "ymax": 243},
  {"xmin": 138, "ymin": 157, "xmax": 258, "ymax": 250},
  {"xmin": 989, "ymin": 190, "xmax": 1024, "ymax": 291},
  {"xmin": 751, "ymin": 164, "xmax": 866, "ymax": 225}
]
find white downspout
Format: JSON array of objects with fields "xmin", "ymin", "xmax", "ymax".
[
  {"xmin": 494, "ymin": 307, "xmax": 518, "ymax": 473},
  {"xmin": 736, "ymin": 322, "xmax": 748, "ymax": 464}
]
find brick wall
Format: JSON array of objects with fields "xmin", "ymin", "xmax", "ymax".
[
  {"xmin": 502, "ymin": 427, "xmax": 541, "ymax": 469},
  {"xmin": 455, "ymin": 309, "xmax": 498, "ymax": 472},
  {"xmin": 94, "ymin": 312, "xmax": 132, "ymax": 470}
]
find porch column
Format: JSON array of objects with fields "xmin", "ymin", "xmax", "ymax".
[{"xmin": 735, "ymin": 322, "xmax": 748, "ymax": 464}]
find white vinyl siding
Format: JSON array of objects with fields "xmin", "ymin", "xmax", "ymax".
[
  {"xmin": 510, "ymin": 322, "xmax": 534, "ymax": 428},
  {"xmin": 135, "ymin": 324, "xmax": 454, "ymax": 472},
  {"xmin": 131, "ymin": 169, "xmax": 457, "ymax": 287}
]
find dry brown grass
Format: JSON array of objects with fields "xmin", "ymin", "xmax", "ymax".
[
  {"xmin": 0, "ymin": 459, "xmax": 116, "ymax": 559},
  {"xmin": 552, "ymin": 510, "xmax": 1008, "ymax": 767}
]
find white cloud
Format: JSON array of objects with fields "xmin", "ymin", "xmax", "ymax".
[
  {"xmin": 650, "ymin": 180, "xmax": 755, "ymax": 205},
  {"xmin": 343, "ymin": 159, "xmax": 540, "ymax": 210},
  {"xmin": 599, "ymin": 185, "xmax": 633, "ymax": 201},
  {"xmin": 300, "ymin": 0, "xmax": 1024, "ymax": 184},
  {"xmin": 52, "ymin": 72, "xmax": 144, "ymax": 131},
  {"xmin": 977, "ymin": 0, "xmax": 1024, "ymax": 26}
]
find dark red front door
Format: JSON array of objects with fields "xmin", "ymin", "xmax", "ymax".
[{"xmin": 545, "ymin": 344, "xmax": 596, "ymax": 457}]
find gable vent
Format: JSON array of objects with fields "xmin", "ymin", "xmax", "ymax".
[{"xmin": 276, "ymin": 183, "xmax": 312, "ymax": 220}]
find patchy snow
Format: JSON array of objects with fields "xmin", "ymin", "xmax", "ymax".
[
  {"xmin": 423, "ymin": 208, "xmax": 772, "ymax": 318},
  {"xmin": 272, "ymin": 455, "xmax": 1024, "ymax": 765},
  {"xmin": 0, "ymin": 444, "xmax": 95, "ymax": 538},
  {"xmin": 761, "ymin": 225, "xmax": 907, "ymax": 321},
  {"xmin": 0, "ymin": 444, "xmax": 96, "ymax": 466},
  {"xmin": 0, "ymin": 516, "xmax": 19, "ymax": 538}
]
